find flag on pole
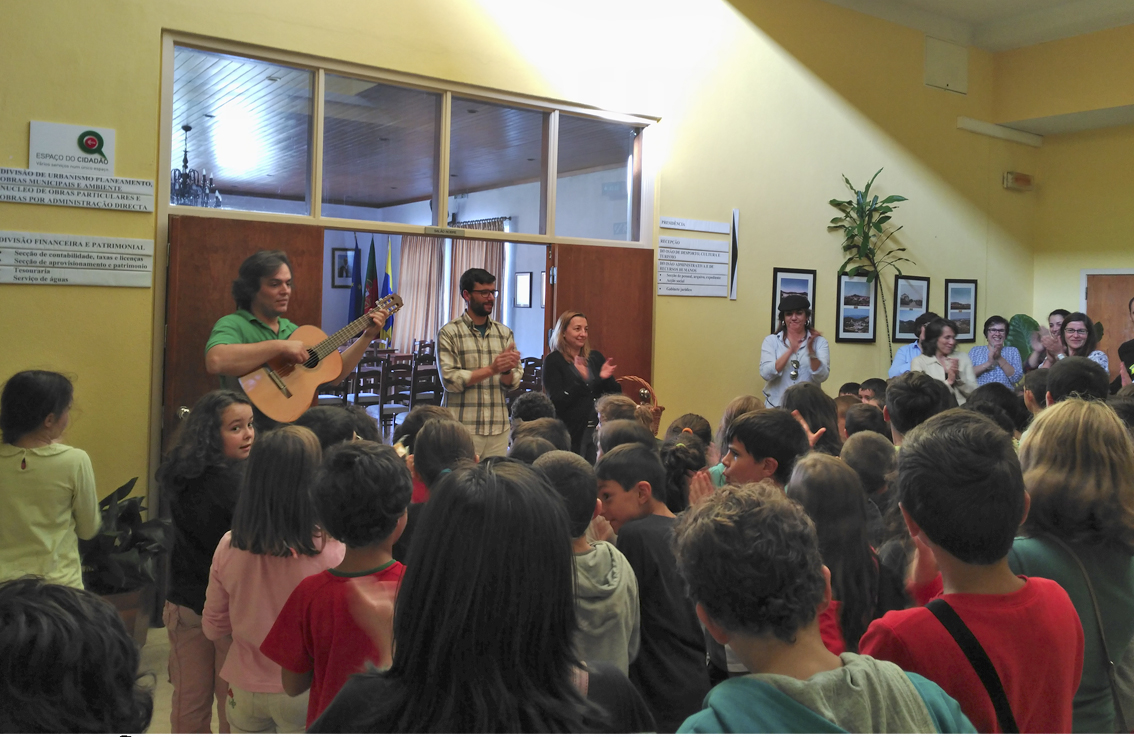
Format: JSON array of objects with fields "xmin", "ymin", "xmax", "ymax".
[
  {"xmin": 379, "ymin": 236, "xmax": 394, "ymax": 344},
  {"xmin": 348, "ymin": 233, "xmax": 363, "ymax": 322},
  {"xmin": 363, "ymin": 236, "xmax": 379, "ymax": 312}
]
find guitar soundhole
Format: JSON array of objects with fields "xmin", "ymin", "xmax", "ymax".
[{"xmin": 303, "ymin": 350, "xmax": 318, "ymax": 369}]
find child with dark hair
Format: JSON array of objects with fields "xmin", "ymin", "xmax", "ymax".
[
  {"xmin": 294, "ymin": 405, "xmax": 380, "ymax": 449},
  {"xmin": 508, "ymin": 435, "xmax": 557, "ymax": 463},
  {"xmin": 203, "ymin": 426, "xmax": 345, "ymax": 733},
  {"xmin": 859, "ymin": 377, "xmax": 888, "ymax": 408},
  {"xmin": 673, "ymin": 483, "xmax": 973, "ymax": 734},
  {"xmin": 261, "ymin": 441, "xmax": 412, "ymax": 727},
  {"xmin": 967, "ymin": 382, "xmax": 1030, "ymax": 435},
  {"xmin": 393, "ymin": 418, "xmax": 477, "ymax": 563},
  {"xmin": 0, "ymin": 578, "xmax": 153, "ymax": 733},
  {"xmin": 964, "ymin": 399, "xmax": 1018, "ymax": 437},
  {"xmin": 834, "ymin": 394, "xmax": 861, "ymax": 440},
  {"xmin": 840, "ymin": 430, "xmax": 897, "ymax": 547},
  {"xmin": 843, "ymin": 402, "xmax": 890, "ymax": 439},
  {"xmin": 0, "ymin": 370, "xmax": 98, "ymax": 590},
  {"xmin": 534, "ymin": 450, "xmax": 640, "ymax": 675},
  {"xmin": 1047, "ymin": 355, "xmax": 1111, "ymax": 404},
  {"xmin": 707, "ymin": 395, "xmax": 764, "ymax": 486},
  {"xmin": 156, "ymin": 388, "xmax": 254, "ymax": 733},
  {"xmin": 782, "ymin": 383, "xmax": 842, "ymax": 455},
  {"xmin": 509, "ymin": 390, "xmax": 557, "ymax": 423},
  {"xmin": 723, "ymin": 409, "xmax": 810, "ymax": 487},
  {"xmin": 390, "ymin": 404, "xmax": 452, "ymax": 504},
  {"xmin": 511, "ymin": 416, "xmax": 572, "ymax": 451},
  {"xmin": 860, "ymin": 410, "xmax": 1083, "ymax": 733},
  {"xmin": 786, "ymin": 455, "xmax": 907, "ymax": 655},
  {"xmin": 665, "ymin": 413, "xmax": 715, "ymax": 463},
  {"xmin": 839, "ymin": 381, "xmax": 862, "ymax": 396},
  {"xmin": 310, "ymin": 459, "xmax": 654, "ymax": 732},
  {"xmin": 595, "ymin": 444, "xmax": 710, "ymax": 731},
  {"xmin": 659, "ymin": 434, "xmax": 707, "ymax": 514},
  {"xmin": 597, "ymin": 418, "xmax": 658, "ymax": 458},
  {"xmin": 884, "ymin": 371, "xmax": 948, "ymax": 444},
  {"xmin": 1022, "ymin": 367, "xmax": 1050, "ymax": 416},
  {"xmin": 1108, "ymin": 395, "xmax": 1134, "ymax": 433}
]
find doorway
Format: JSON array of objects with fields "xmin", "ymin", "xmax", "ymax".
[{"xmin": 1083, "ymin": 270, "xmax": 1134, "ymax": 382}]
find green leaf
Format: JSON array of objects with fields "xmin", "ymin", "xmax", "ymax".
[
  {"xmin": 1007, "ymin": 314, "xmax": 1041, "ymax": 357},
  {"xmin": 830, "ymin": 216, "xmax": 846, "ymax": 225},
  {"xmin": 880, "ymin": 195, "xmax": 908, "ymax": 204}
]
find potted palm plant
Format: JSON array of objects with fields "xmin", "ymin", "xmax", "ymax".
[{"xmin": 829, "ymin": 168, "xmax": 913, "ymax": 360}]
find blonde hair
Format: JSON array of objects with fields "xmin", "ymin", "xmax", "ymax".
[
  {"xmin": 549, "ymin": 311, "xmax": 591, "ymax": 359},
  {"xmin": 1020, "ymin": 399, "xmax": 1134, "ymax": 552}
]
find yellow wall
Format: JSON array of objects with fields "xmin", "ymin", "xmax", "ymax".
[
  {"xmin": 4, "ymin": 0, "xmax": 1115, "ymax": 493},
  {"xmin": 1033, "ymin": 124, "xmax": 1134, "ymax": 315},
  {"xmin": 994, "ymin": 25, "xmax": 1134, "ymax": 123}
]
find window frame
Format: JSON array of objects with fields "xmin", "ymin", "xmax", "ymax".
[{"xmin": 159, "ymin": 33, "xmax": 658, "ymax": 249}]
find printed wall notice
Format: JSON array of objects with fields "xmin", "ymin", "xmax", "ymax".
[
  {"xmin": 0, "ymin": 230, "xmax": 153, "ymax": 288},
  {"xmin": 0, "ymin": 167, "xmax": 153, "ymax": 212},
  {"xmin": 657, "ymin": 234, "xmax": 730, "ymax": 297},
  {"xmin": 29, "ymin": 121, "xmax": 116, "ymax": 175}
]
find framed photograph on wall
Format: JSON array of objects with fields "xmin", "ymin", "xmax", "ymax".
[
  {"xmin": 331, "ymin": 248, "xmax": 354, "ymax": 289},
  {"xmin": 892, "ymin": 275, "xmax": 930, "ymax": 342},
  {"xmin": 836, "ymin": 274, "xmax": 878, "ymax": 342},
  {"xmin": 515, "ymin": 271, "xmax": 532, "ymax": 308},
  {"xmin": 944, "ymin": 279, "xmax": 978, "ymax": 342},
  {"xmin": 771, "ymin": 268, "xmax": 817, "ymax": 333}
]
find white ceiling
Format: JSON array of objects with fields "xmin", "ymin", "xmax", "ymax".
[{"xmin": 821, "ymin": 0, "xmax": 1134, "ymax": 50}]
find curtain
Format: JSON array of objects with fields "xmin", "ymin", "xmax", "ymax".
[
  {"xmin": 392, "ymin": 235, "xmax": 442, "ymax": 353},
  {"xmin": 447, "ymin": 218, "xmax": 507, "ymax": 322}
]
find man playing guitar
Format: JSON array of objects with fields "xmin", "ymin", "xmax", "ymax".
[{"xmin": 205, "ymin": 250, "xmax": 388, "ymax": 422}]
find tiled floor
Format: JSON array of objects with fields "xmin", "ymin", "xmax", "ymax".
[{"xmin": 139, "ymin": 626, "xmax": 222, "ymax": 734}]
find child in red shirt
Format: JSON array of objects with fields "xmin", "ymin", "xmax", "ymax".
[
  {"xmin": 859, "ymin": 410, "xmax": 1083, "ymax": 733},
  {"xmin": 261, "ymin": 441, "xmax": 412, "ymax": 728}
]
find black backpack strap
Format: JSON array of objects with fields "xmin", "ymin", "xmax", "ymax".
[{"xmin": 926, "ymin": 598, "xmax": 1019, "ymax": 734}]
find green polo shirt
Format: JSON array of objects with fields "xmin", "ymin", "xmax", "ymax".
[{"xmin": 205, "ymin": 309, "xmax": 298, "ymax": 390}]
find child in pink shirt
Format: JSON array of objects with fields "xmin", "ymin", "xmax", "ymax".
[
  {"xmin": 203, "ymin": 426, "xmax": 345, "ymax": 734},
  {"xmin": 261, "ymin": 441, "xmax": 412, "ymax": 727}
]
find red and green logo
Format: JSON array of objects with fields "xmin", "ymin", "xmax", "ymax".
[{"xmin": 77, "ymin": 130, "xmax": 106, "ymax": 160}]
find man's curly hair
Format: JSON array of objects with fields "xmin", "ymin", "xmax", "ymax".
[{"xmin": 672, "ymin": 481, "xmax": 826, "ymax": 643}]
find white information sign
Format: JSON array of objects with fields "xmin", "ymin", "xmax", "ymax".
[
  {"xmin": 29, "ymin": 121, "xmax": 116, "ymax": 175},
  {"xmin": 657, "ymin": 232, "xmax": 732, "ymax": 297},
  {"xmin": 659, "ymin": 216, "xmax": 731, "ymax": 235},
  {"xmin": 0, "ymin": 167, "xmax": 154, "ymax": 212},
  {"xmin": 658, "ymin": 284, "xmax": 729, "ymax": 297},
  {"xmin": 0, "ymin": 230, "xmax": 153, "ymax": 288}
]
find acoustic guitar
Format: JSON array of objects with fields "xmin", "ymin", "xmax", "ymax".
[{"xmin": 239, "ymin": 294, "xmax": 404, "ymax": 422}]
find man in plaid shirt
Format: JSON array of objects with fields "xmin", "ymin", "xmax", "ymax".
[{"xmin": 438, "ymin": 268, "xmax": 523, "ymax": 458}]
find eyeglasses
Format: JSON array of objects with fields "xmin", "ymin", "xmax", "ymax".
[
  {"xmin": 790, "ymin": 359, "xmax": 800, "ymax": 380},
  {"xmin": 469, "ymin": 289, "xmax": 498, "ymax": 296},
  {"xmin": 986, "ymin": 328, "xmax": 1007, "ymax": 335},
  {"xmin": 1065, "ymin": 328, "xmax": 1089, "ymax": 336}
]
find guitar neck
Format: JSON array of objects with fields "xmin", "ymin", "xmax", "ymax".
[{"xmin": 310, "ymin": 313, "xmax": 382, "ymax": 361}]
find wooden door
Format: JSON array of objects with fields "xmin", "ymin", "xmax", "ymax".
[
  {"xmin": 545, "ymin": 243, "xmax": 654, "ymax": 383},
  {"xmin": 162, "ymin": 216, "xmax": 324, "ymax": 449},
  {"xmin": 1086, "ymin": 273, "xmax": 1134, "ymax": 381}
]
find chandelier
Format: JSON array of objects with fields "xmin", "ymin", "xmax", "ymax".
[{"xmin": 170, "ymin": 124, "xmax": 222, "ymax": 208}]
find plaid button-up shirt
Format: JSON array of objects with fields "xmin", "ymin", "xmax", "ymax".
[{"xmin": 438, "ymin": 312, "xmax": 523, "ymax": 437}]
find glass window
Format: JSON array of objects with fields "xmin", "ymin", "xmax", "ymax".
[
  {"xmin": 321, "ymin": 75, "xmax": 440, "ymax": 224},
  {"xmin": 171, "ymin": 46, "xmax": 313, "ymax": 215},
  {"xmin": 555, "ymin": 115, "xmax": 640, "ymax": 241},
  {"xmin": 448, "ymin": 98, "xmax": 545, "ymax": 234}
]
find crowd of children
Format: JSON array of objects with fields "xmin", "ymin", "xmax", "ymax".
[{"xmin": 3, "ymin": 335, "xmax": 1134, "ymax": 734}]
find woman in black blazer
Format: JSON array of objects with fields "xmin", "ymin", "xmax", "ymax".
[{"xmin": 542, "ymin": 310, "xmax": 621, "ymax": 459}]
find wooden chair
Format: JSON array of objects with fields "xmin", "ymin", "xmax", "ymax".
[
  {"xmin": 353, "ymin": 366, "xmax": 384, "ymax": 414},
  {"xmin": 377, "ymin": 361, "xmax": 413, "ymax": 432},
  {"xmin": 410, "ymin": 364, "xmax": 443, "ymax": 409},
  {"xmin": 316, "ymin": 371, "xmax": 354, "ymax": 406},
  {"xmin": 413, "ymin": 339, "xmax": 437, "ymax": 366},
  {"xmin": 505, "ymin": 357, "xmax": 545, "ymax": 410}
]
